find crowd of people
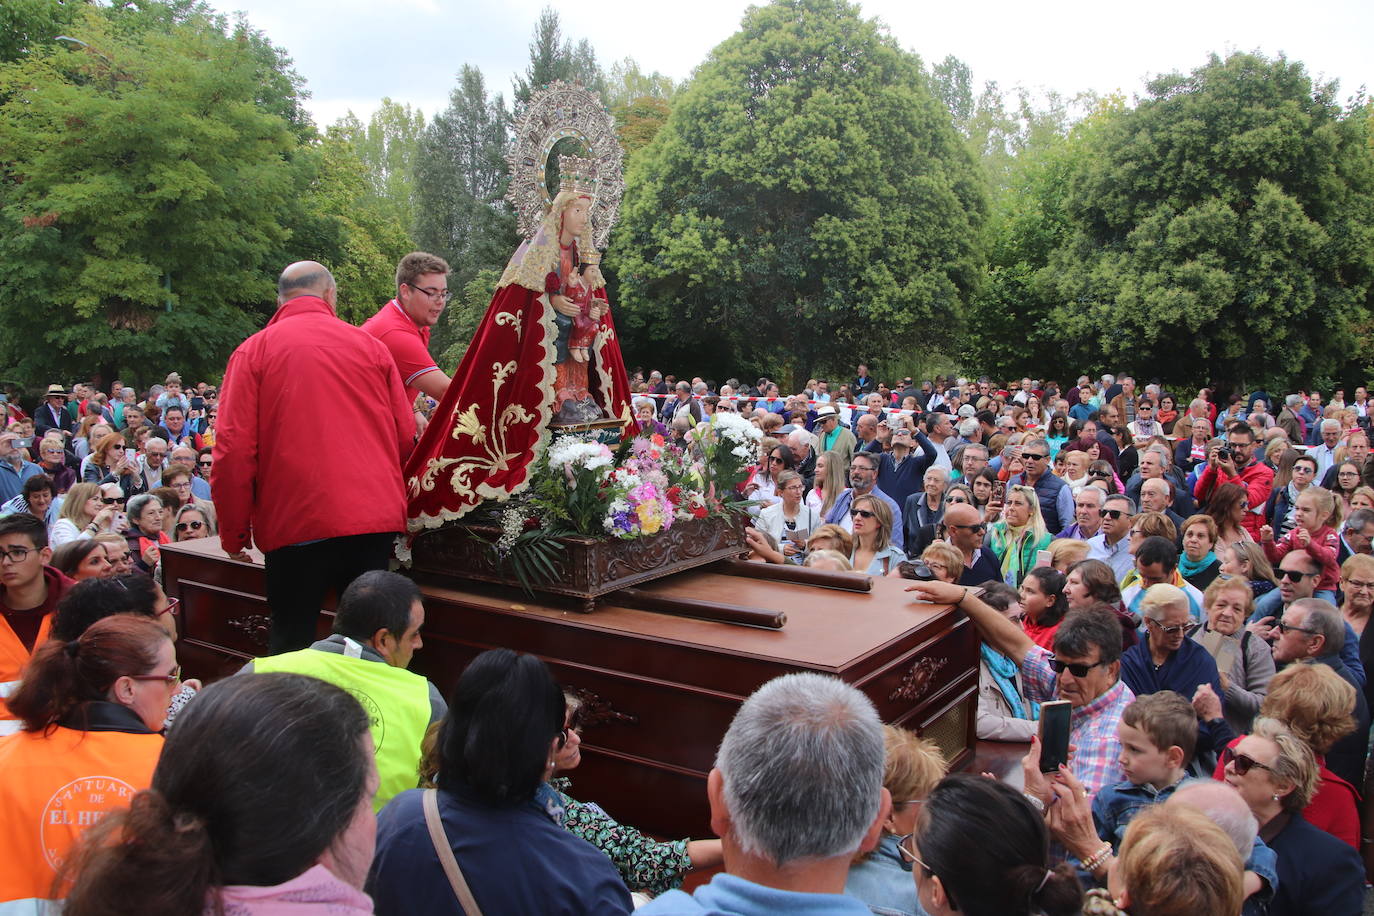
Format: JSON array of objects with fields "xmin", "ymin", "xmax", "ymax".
[{"xmin": 6, "ymin": 289, "xmax": 1374, "ymax": 915}]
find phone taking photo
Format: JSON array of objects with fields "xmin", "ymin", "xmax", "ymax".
[{"xmin": 1038, "ymin": 700, "xmax": 1072, "ymax": 773}]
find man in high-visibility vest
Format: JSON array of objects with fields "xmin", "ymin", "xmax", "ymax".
[{"xmin": 245, "ymin": 570, "xmax": 444, "ymax": 810}]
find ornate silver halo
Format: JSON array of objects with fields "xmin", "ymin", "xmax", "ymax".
[{"xmin": 505, "ymin": 81, "xmax": 624, "ymax": 249}]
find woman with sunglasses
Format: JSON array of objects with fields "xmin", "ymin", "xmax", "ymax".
[
  {"xmin": 1202, "ymin": 663, "xmax": 1359, "ymax": 850},
  {"xmin": 742, "ymin": 442, "xmax": 795, "ymax": 512},
  {"xmin": 844, "ymin": 725, "xmax": 948, "ymax": 915},
  {"xmin": 850, "ymin": 495, "xmax": 905, "ymax": 576},
  {"xmin": 172, "ymin": 503, "xmax": 216, "ymax": 543},
  {"xmin": 1219, "ymin": 718, "xmax": 1363, "ymax": 916},
  {"xmin": 368, "ymin": 649, "xmax": 632, "ymax": 915},
  {"xmin": 0, "ymin": 616, "xmax": 172, "ymax": 909},
  {"xmin": 1205, "ymin": 482, "xmax": 1254, "ymax": 547},
  {"xmin": 1264, "ymin": 451, "xmax": 1315, "ymax": 540},
  {"xmin": 901, "ymin": 774, "xmax": 1082, "ymax": 916},
  {"xmin": 82, "ymin": 432, "xmax": 137, "ymax": 488},
  {"xmin": 987, "ymin": 485, "xmax": 1051, "ymax": 588}
]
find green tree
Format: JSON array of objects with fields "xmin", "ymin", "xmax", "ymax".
[
  {"xmin": 512, "ymin": 7, "xmax": 606, "ymax": 105},
  {"xmin": 412, "ymin": 65, "xmax": 516, "ymax": 361},
  {"xmin": 331, "ymin": 98, "xmax": 425, "ymax": 231},
  {"xmin": 614, "ymin": 95, "xmax": 672, "ymax": 161},
  {"xmin": 613, "ymin": 0, "xmax": 986, "ymax": 387},
  {"xmin": 929, "ymin": 54, "xmax": 973, "ymax": 131},
  {"xmin": 294, "ymin": 134, "xmax": 415, "ymax": 324},
  {"xmin": 438, "ymin": 267, "xmax": 503, "ymax": 367},
  {"xmin": 0, "ymin": 5, "xmax": 307, "ymax": 385},
  {"xmin": 605, "ymin": 57, "xmax": 677, "ymax": 109},
  {"xmin": 1039, "ymin": 53, "xmax": 1374, "ymax": 388},
  {"xmin": 0, "ymin": 0, "xmax": 81, "ymax": 64}
]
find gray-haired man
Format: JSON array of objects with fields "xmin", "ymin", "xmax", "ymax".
[{"xmin": 640, "ymin": 673, "xmax": 889, "ymax": 915}]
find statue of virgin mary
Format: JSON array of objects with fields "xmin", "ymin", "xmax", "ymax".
[{"xmin": 403, "ymin": 87, "xmax": 634, "ymax": 533}]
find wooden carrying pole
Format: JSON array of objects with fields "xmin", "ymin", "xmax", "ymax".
[
  {"xmin": 612, "ymin": 586, "xmax": 786, "ymax": 629},
  {"xmin": 714, "ymin": 558, "xmax": 873, "ymax": 593}
]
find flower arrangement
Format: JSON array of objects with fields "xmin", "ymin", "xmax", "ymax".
[
  {"xmin": 530, "ymin": 422, "xmax": 758, "ymax": 540},
  {"xmin": 464, "ymin": 421, "xmax": 760, "ymax": 594}
]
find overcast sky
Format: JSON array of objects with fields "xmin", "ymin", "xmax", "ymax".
[{"xmin": 208, "ymin": 0, "xmax": 1373, "ymax": 127}]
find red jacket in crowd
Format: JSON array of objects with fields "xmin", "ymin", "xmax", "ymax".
[
  {"xmin": 1192, "ymin": 459, "xmax": 1275, "ymax": 541},
  {"xmin": 212, "ymin": 295, "xmax": 414, "ymax": 554}
]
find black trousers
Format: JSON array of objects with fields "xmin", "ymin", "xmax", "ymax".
[{"xmin": 262, "ymin": 532, "xmax": 396, "ymax": 653}]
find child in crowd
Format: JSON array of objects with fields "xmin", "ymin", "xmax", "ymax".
[
  {"xmin": 1259, "ymin": 487, "xmax": 1340, "ymax": 605},
  {"xmin": 1042, "ymin": 692, "xmax": 1197, "ymax": 884}
]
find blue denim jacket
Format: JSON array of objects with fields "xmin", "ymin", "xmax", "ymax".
[
  {"xmin": 1092, "ymin": 776, "xmax": 1193, "ymax": 850},
  {"xmin": 843, "ymin": 833, "xmax": 928, "ymax": 916}
]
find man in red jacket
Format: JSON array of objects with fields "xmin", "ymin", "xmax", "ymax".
[
  {"xmin": 1192, "ymin": 421, "xmax": 1274, "ymax": 541},
  {"xmin": 213, "ymin": 262, "xmax": 415, "ymax": 652}
]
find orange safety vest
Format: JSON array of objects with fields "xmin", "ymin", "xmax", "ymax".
[
  {"xmin": 0, "ymin": 612, "xmax": 52, "ymax": 732},
  {"xmin": 0, "ymin": 724, "xmax": 163, "ymax": 907}
]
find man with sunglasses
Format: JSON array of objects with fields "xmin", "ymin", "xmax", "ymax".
[
  {"xmin": 1087, "ymin": 495, "xmax": 1137, "ymax": 585},
  {"xmin": 363, "ymin": 252, "xmax": 454, "ymax": 435},
  {"xmin": 1268, "ymin": 598, "xmax": 1370, "ymax": 788},
  {"xmin": 905, "ymin": 578, "xmax": 1132, "ymax": 796},
  {"xmin": 943, "ymin": 503, "xmax": 1001, "ymax": 586},
  {"xmin": 1006, "ymin": 438, "xmax": 1073, "ymax": 534},
  {"xmin": 1248, "ymin": 549, "xmax": 1366, "ymax": 687}
]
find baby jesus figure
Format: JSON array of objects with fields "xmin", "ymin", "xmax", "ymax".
[{"xmin": 563, "ymin": 267, "xmax": 598, "ymax": 363}]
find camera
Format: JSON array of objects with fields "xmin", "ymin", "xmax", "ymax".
[
  {"xmin": 896, "ymin": 559, "xmax": 937, "ymax": 582},
  {"xmin": 1216, "ymin": 446, "xmax": 1233, "ymax": 462}
]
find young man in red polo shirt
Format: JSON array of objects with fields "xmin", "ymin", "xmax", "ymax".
[{"xmin": 363, "ymin": 252, "xmax": 453, "ymax": 436}]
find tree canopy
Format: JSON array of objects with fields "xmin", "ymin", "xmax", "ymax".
[
  {"xmin": 1034, "ymin": 53, "xmax": 1374, "ymax": 388},
  {"xmin": 612, "ymin": 0, "xmax": 986, "ymax": 387}
]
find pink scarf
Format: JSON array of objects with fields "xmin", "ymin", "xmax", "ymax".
[{"xmin": 210, "ymin": 865, "xmax": 373, "ymax": 915}]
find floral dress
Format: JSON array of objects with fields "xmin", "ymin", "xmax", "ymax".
[{"xmin": 539, "ymin": 777, "xmax": 692, "ymax": 897}]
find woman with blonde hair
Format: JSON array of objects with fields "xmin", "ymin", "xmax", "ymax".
[
  {"xmin": 1047, "ymin": 537, "xmax": 1089, "ymax": 573},
  {"xmin": 1339, "ymin": 553, "xmax": 1374, "ymax": 637},
  {"xmin": 987, "ymin": 485, "xmax": 1051, "ymax": 588},
  {"xmin": 919, "ymin": 540, "xmax": 963, "ymax": 584},
  {"xmin": 1221, "ymin": 718, "xmax": 1363, "ymax": 915},
  {"xmin": 49, "ymin": 482, "xmax": 117, "ymax": 548},
  {"xmin": 844, "ymin": 726, "xmax": 947, "ymax": 914},
  {"xmin": 1081, "ymin": 805, "xmax": 1244, "ymax": 916},
  {"xmin": 1218, "ymin": 538, "xmax": 1279, "ymax": 603},
  {"xmin": 1349, "ymin": 485, "xmax": 1374, "ymax": 513},
  {"xmin": 849, "ymin": 494, "xmax": 905, "ymax": 576},
  {"xmin": 1204, "ymin": 664, "xmax": 1359, "ymax": 847},
  {"xmin": 806, "ymin": 523, "xmax": 853, "ymax": 558},
  {"xmin": 805, "ymin": 449, "xmax": 848, "ymax": 519}
]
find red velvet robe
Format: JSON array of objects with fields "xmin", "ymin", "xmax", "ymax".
[{"xmin": 403, "ymin": 280, "xmax": 633, "ymax": 532}]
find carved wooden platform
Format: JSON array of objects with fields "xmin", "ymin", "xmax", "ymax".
[
  {"xmin": 409, "ymin": 514, "xmax": 749, "ymax": 611},
  {"xmin": 162, "ymin": 537, "xmax": 978, "ymax": 840}
]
